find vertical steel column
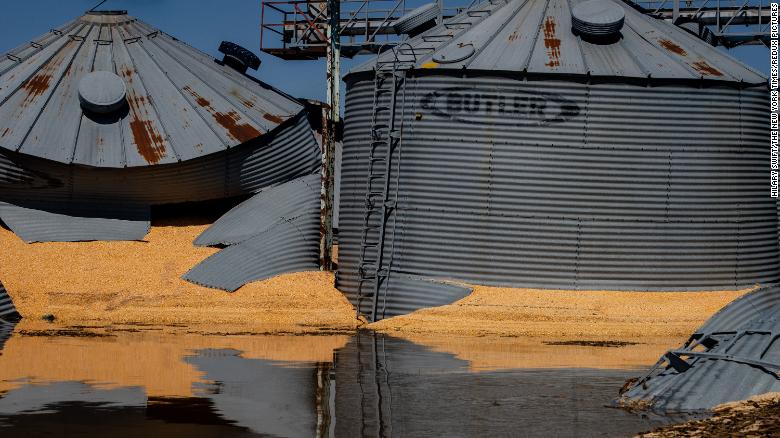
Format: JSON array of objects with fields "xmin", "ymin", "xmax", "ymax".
[{"xmin": 321, "ymin": 0, "xmax": 341, "ymax": 271}]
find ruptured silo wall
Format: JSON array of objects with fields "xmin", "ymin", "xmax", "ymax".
[
  {"xmin": 0, "ymin": 114, "xmax": 319, "ymax": 207},
  {"xmin": 337, "ymin": 73, "xmax": 779, "ymax": 302}
]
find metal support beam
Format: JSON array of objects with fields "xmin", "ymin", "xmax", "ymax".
[{"xmin": 320, "ymin": 0, "xmax": 341, "ymax": 271}]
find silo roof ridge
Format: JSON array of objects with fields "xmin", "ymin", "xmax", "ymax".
[
  {"xmin": 0, "ymin": 11, "xmax": 304, "ymax": 168},
  {"xmin": 347, "ymin": 0, "xmax": 766, "ymax": 86}
]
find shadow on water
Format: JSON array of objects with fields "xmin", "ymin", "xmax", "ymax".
[{"xmin": 0, "ymin": 327, "xmax": 681, "ymax": 437}]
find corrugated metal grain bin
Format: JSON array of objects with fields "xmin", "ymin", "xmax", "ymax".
[
  {"xmin": 0, "ymin": 10, "xmax": 320, "ymax": 242},
  {"xmin": 338, "ymin": 0, "xmax": 779, "ymax": 320}
]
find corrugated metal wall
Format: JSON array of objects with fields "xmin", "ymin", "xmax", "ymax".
[
  {"xmin": 337, "ymin": 74, "xmax": 779, "ymax": 313},
  {"xmin": 0, "ymin": 114, "xmax": 318, "ymax": 206},
  {"xmin": 184, "ymin": 174, "xmax": 321, "ymax": 291}
]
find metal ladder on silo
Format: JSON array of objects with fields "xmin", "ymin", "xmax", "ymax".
[{"xmin": 355, "ymin": 44, "xmax": 417, "ymax": 322}]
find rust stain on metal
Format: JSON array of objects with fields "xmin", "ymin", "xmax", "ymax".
[
  {"xmin": 122, "ymin": 67, "xmax": 135, "ymax": 83},
  {"xmin": 263, "ymin": 113, "xmax": 284, "ymax": 124},
  {"xmin": 129, "ymin": 117, "xmax": 166, "ymax": 164},
  {"xmin": 229, "ymin": 89, "xmax": 256, "ymax": 109},
  {"xmin": 658, "ymin": 39, "xmax": 687, "ymax": 56},
  {"xmin": 21, "ymin": 74, "xmax": 53, "ymax": 104},
  {"xmin": 122, "ymin": 79, "xmax": 168, "ymax": 164},
  {"xmin": 183, "ymin": 86, "xmax": 262, "ymax": 143},
  {"xmin": 691, "ymin": 61, "xmax": 723, "ymax": 77},
  {"xmin": 20, "ymin": 40, "xmax": 76, "ymax": 107},
  {"xmin": 213, "ymin": 111, "xmax": 262, "ymax": 143},
  {"xmin": 543, "ymin": 17, "xmax": 561, "ymax": 68},
  {"xmin": 508, "ymin": 29, "xmax": 520, "ymax": 42}
]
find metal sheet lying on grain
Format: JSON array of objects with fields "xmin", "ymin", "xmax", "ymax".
[
  {"xmin": 194, "ymin": 173, "xmax": 320, "ymax": 247},
  {"xmin": 0, "ymin": 201, "xmax": 150, "ymax": 243},
  {"xmin": 0, "ymin": 281, "xmax": 20, "ymax": 323},
  {"xmin": 349, "ymin": 0, "xmax": 765, "ymax": 84},
  {"xmin": 184, "ymin": 208, "xmax": 320, "ymax": 291},
  {"xmin": 348, "ymin": 275, "xmax": 472, "ymax": 321},
  {"xmin": 618, "ymin": 285, "xmax": 780, "ymax": 413},
  {"xmin": 184, "ymin": 173, "xmax": 321, "ymax": 291}
]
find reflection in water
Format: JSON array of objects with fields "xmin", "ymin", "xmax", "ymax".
[
  {"xmin": 0, "ymin": 325, "xmax": 674, "ymax": 437},
  {"xmin": 0, "ymin": 319, "xmax": 15, "ymax": 354},
  {"xmin": 185, "ymin": 348, "xmax": 329, "ymax": 437}
]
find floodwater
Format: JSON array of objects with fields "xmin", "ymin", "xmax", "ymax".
[{"xmin": 0, "ymin": 322, "xmax": 681, "ymax": 437}]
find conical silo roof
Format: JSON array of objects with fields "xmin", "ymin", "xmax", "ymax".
[
  {"xmin": 0, "ymin": 10, "xmax": 304, "ymax": 168},
  {"xmin": 348, "ymin": 0, "xmax": 766, "ymax": 84}
]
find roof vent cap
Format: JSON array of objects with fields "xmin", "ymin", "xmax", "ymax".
[
  {"xmin": 571, "ymin": 0, "xmax": 625, "ymax": 38},
  {"xmin": 218, "ymin": 41, "xmax": 261, "ymax": 74},
  {"xmin": 78, "ymin": 71, "xmax": 127, "ymax": 114}
]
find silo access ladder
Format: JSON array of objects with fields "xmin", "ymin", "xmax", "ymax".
[{"xmin": 355, "ymin": 44, "xmax": 419, "ymax": 322}]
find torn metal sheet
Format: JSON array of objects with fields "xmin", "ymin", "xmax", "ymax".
[
  {"xmin": 0, "ymin": 201, "xmax": 150, "ymax": 243},
  {"xmin": 344, "ymin": 275, "xmax": 473, "ymax": 321},
  {"xmin": 194, "ymin": 173, "xmax": 320, "ymax": 247},
  {"xmin": 184, "ymin": 214, "xmax": 320, "ymax": 292},
  {"xmin": 617, "ymin": 285, "xmax": 780, "ymax": 413},
  {"xmin": 0, "ymin": 281, "xmax": 20, "ymax": 323}
]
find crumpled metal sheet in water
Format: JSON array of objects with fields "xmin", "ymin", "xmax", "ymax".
[{"xmin": 617, "ymin": 285, "xmax": 780, "ymax": 413}]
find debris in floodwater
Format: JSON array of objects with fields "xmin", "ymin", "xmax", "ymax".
[
  {"xmin": 635, "ymin": 393, "xmax": 780, "ymax": 437},
  {"xmin": 617, "ymin": 285, "xmax": 780, "ymax": 413},
  {"xmin": 544, "ymin": 340, "xmax": 641, "ymax": 348},
  {"xmin": 18, "ymin": 329, "xmax": 113, "ymax": 338}
]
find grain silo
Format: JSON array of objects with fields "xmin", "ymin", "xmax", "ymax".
[
  {"xmin": 0, "ymin": 10, "xmax": 320, "ymax": 242},
  {"xmin": 338, "ymin": 0, "xmax": 778, "ymax": 321}
]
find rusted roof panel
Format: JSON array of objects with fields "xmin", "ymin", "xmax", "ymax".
[
  {"xmin": 348, "ymin": 0, "xmax": 766, "ymax": 84},
  {"xmin": 0, "ymin": 11, "xmax": 304, "ymax": 168}
]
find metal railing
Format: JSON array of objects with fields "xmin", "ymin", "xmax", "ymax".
[
  {"xmin": 260, "ymin": 0, "xmax": 466, "ymax": 58},
  {"xmin": 625, "ymin": 0, "xmax": 771, "ymax": 46}
]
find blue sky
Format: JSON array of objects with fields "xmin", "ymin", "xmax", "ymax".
[{"xmin": 0, "ymin": 0, "xmax": 769, "ymax": 103}]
